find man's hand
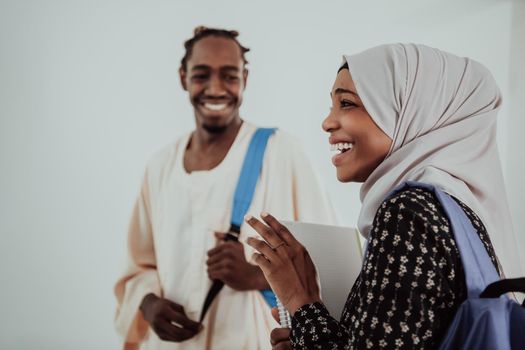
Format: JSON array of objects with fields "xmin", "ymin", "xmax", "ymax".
[
  {"xmin": 206, "ymin": 232, "xmax": 269, "ymax": 291},
  {"xmin": 139, "ymin": 293, "xmax": 202, "ymax": 342},
  {"xmin": 270, "ymin": 307, "xmax": 292, "ymax": 350}
]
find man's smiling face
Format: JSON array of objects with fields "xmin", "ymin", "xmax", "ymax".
[{"xmin": 180, "ymin": 36, "xmax": 247, "ymax": 133}]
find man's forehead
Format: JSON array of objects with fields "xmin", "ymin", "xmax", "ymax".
[{"xmin": 188, "ymin": 37, "xmax": 244, "ymax": 69}]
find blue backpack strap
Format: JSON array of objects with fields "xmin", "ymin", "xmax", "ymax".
[
  {"xmin": 199, "ymin": 127, "xmax": 277, "ymax": 322},
  {"xmin": 230, "ymin": 127, "xmax": 276, "ymax": 228},
  {"xmin": 388, "ymin": 181, "xmax": 500, "ymax": 298},
  {"xmin": 260, "ymin": 289, "xmax": 277, "ymax": 308},
  {"xmin": 431, "ymin": 185, "xmax": 500, "ymax": 298},
  {"xmin": 230, "ymin": 127, "xmax": 277, "ymax": 308}
]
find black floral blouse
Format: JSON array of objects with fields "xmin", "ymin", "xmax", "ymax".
[{"xmin": 290, "ymin": 187, "xmax": 499, "ymax": 349}]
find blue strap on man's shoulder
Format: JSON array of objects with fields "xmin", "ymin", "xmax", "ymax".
[
  {"xmin": 231, "ymin": 127, "xmax": 276, "ymax": 228},
  {"xmin": 231, "ymin": 127, "xmax": 277, "ymax": 308}
]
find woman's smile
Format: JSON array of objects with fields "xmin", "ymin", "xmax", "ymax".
[{"xmin": 330, "ymin": 142, "xmax": 354, "ymax": 166}]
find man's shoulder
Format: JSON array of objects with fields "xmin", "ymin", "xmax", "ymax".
[
  {"xmin": 145, "ymin": 133, "xmax": 188, "ymax": 174},
  {"xmin": 264, "ymin": 128, "xmax": 303, "ymax": 154},
  {"xmin": 241, "ymin": 122, "xmax": 302, "ymax": 155}
]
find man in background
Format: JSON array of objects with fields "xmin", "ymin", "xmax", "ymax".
[{"xmin": 114, "ymin": 26, "xmax": 336, "ymax": 349}]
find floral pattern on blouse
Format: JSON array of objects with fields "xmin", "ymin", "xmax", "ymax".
[{"xmin": 290, "ymin": 187, "xmax": 498, "ymax": 349}]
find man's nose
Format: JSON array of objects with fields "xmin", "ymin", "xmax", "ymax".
[{"xmin": 205, "ymin": 75, "xmax": 226, "ymax": 97}]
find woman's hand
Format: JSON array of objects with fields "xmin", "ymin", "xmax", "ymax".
[
  {"xmin": 245, "ymin": 212, "xmax": 321, "ymax": 314},
  {"xmin": 270, "ymin": 307, "xmax": 292, "ymax": 350}
]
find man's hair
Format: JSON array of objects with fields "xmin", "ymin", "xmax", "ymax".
[
  {"xmin": 180, "ymin": 26, "xmax": 250, "ymax": 71},
  {"xmin": 338, "ymin": 62, "xmax": 349, "ymax": 73}
]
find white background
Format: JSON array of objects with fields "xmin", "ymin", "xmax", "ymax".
[{"xmin": 1, "ymin": 0, "xmax": 524, "ymax": 349}]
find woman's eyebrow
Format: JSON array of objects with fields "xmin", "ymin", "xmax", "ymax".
[{"xmin": 332, "ymin": 88, "xmax": 359, "ymax": 97}]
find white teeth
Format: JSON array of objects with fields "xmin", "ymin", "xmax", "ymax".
[
  {"xmin": 204, "ymin": 103, "xmax": 227, "ymax": 111},
  {"xmin": 330, "ymin": 142, "xmax": 354, "ymax": 152}
]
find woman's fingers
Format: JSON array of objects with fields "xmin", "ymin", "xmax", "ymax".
[
  {"xmin": 270, "ymin": 327, "xmax": 291, "ymax": 345},
  {"xmin": 251, "ymin": 252, "xmax": 272, "ymax": 270},
  {"xmin": 273, "ymin": 340, "xmax": 292, "ymax": 350},
  {"xmin": 260, "ymin": 212, "xmax": 298, "ymax": 247},
  {"xmin": 246, "ymin": 235, "xmax": 279, "ymax": 261},
  {"xmin": 245, "ymin": 215, "xmax": 284, "ymax": 248},
  {"xmin": 271, "ymin": 307, "xmax": 280, "ymax": 323}
]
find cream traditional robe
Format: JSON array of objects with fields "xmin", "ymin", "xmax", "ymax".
[{"xmin": 114, "ymin": 122, "xmax": 336, "ymax": 350}]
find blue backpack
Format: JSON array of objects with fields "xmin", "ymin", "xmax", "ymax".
[{"xmin": 393, "ymin": 182, "xmax": 525, "ymax": 349}]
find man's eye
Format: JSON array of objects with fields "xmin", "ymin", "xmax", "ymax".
[
  {"xmin": 225, "ymin": 75, "xmax": 239, "ymax": 81},
  {"xmin": 192, "ymin": 74, "xmax": 208, "ymax": 80}
]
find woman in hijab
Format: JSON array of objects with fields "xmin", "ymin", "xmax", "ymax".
[{"xmin": 245, "ymin": 43, "xmax": 523, "ymax": 349}]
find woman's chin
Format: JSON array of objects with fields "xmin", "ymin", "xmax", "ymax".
[{"xmin": 336, "ymin": 171, "xmax": 353, "ymax": 183}]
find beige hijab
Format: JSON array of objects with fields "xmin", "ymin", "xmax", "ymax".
[{"xmin": 345, "ymin": 43, "xmax": 523, "ymax": 278}]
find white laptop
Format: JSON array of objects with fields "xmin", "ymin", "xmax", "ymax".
[{"xmin": 281, "ymin": 221, "xmax": 364, "ymax": 320}]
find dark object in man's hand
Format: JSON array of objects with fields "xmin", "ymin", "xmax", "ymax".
[{"xmin": 140, "ymin": 293, "xmax": 202, "ymax": 342}]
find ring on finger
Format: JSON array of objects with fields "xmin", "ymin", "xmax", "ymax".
[{"xmin": 269, "ymin": 241, "xmax": 286, "ymax": 251}]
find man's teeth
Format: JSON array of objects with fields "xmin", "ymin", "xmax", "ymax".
[
  {"xmin": 204, "ymin": 103, "xmax": 228, "ymax": 111},
  {"xmin": 330, "ymin": 142, "xmax": 354, "ymax": 152}
]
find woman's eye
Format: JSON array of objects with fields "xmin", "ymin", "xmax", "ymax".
[{"xmin": 340, "ymin": 100, "xmax": 356, "ymax": 108}]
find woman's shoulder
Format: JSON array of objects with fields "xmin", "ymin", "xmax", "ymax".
[
  {"xmin": 370, "ymin": 186, "xmax": 452, "ymax": 242},
  {"xmin": 379, "ymin": 187, "xmax": 446, "ymax": 221}
]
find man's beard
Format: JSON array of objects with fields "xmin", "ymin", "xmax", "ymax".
[{"xmin": 202, "ymin": 123, "xmax": 228, "ymax": 134}]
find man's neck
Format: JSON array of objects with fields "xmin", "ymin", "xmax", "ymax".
[
  {"xmin": 191, "ymin": 118, "xmax": 243, "ymax": 152},
  {"xmin": 183, "ymin": 118, "xmax": 244, "ymax": 173}
]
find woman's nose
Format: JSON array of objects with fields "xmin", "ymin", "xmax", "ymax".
[{"xmin": 322, "ymin": 111, "xmax": 339, "ymax": 133}]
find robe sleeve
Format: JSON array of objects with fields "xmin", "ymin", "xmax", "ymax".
[{"xmin": 114, "ymin": 170, "xmax": 161, "ymax": 348}]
